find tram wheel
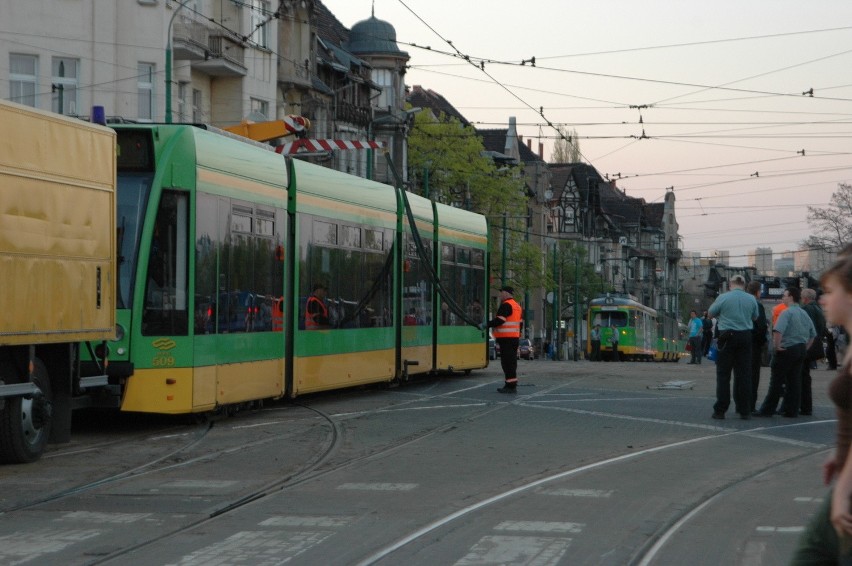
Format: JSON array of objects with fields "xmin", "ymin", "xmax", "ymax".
[{"xmin": 0, "ymin": 359, "xmax": 52, "ymax": 464}]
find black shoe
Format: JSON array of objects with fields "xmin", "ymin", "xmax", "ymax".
[
  {"xmin": 712, "ymin": 412, "xmax": 725, "ymax": 420},
  {"xmin": 801, "ymin": 411, "xmax": 812, "ymax": 416},
  {"xmin": 740, "ymin": 413, "xmax": 751, "ymax": 420},
  {"xmin": 497, "ymin": 386, "xmax": 517, "ymax": 394}
]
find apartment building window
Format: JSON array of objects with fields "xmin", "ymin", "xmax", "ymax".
[
  {"xmin": 138, "ymin": 62, "xmax": 155, "ymax": 121},
  {"xmin": 373, "ymin": 68, "xmax": 394, "ymax": 109},
  {"xmin": 10, "ymin": 54, "xmax": 37, "ymax": 107},
  {"xmin": 192, "ymin": 88, "xmax": 202, "ymax": 122},
  {"xmin": 251, "ymin": 0, "xmax": 270, "ymax": 48},
  {"xmin": 51, "ymin": 57, "xmax": 79, "ymax": 115},
  {"xmin": 177, "ymin": 81, "xmax": 189, "ymax": 123},
  {"xmin": 250, "ymin": 97, "xmax": 268, "ymax": 120}
]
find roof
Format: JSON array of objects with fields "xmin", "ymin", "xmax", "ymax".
[
  {"xmin": 407, "ymin": 86, "xmax": 470, "ymax": 126},
  {"xmin": 347, "ymin": 16, "xmax": 408, "ymax": 56},
  {"xmin": 314, "ymin": 1, "xmax": 350, "ymax": 46}
]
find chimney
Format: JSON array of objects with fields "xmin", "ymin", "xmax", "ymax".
[
  {"xmin": 527, "ymin": 139, "xmax": 532, "ymax": 150},
  {"xmin": 539, "ymin": 142, "xmax": 544, "ymax": 160}
]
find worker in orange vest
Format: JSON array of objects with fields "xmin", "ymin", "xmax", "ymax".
[
  {"xmin": 305, "ymin": 284, "xmax": 330, "ymax": 330},
  {"xmin": 485, "ymin": 286, "xmax": 523, "ymax": 393}
]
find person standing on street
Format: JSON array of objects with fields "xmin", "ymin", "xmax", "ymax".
[
  {"xmin": 746, "ymin": 280, "xmax": 768, "ymax": 413},
  {"xmin": 609, "ymin": 322, "xmax": 620, "ymax": 362},
  {"xmin": 754, "ymin": 286, "xmax": 816, "ymax": 418},
  {"xmin": 790, "ymin": 255, "xmax": 852, "ymax": 563},
  {"xmin": 800, "ymin": 288, "xmax": 826, "ymax": 416},
  {"xmin": 590, "ymin": 323, "xmax": 601, "ymax": 361},
  {"xmin": 708, "ymin": 274, "xmax": 759, "ymax": 420},
  {"xmin": 486, "ymin": 286, "xmax": 523, "ymax": 393},
  {"xmin": 687, "ymin": 310, "xmax": 703, "ymax": 364}
]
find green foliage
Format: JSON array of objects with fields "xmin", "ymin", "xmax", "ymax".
[
  {"xmin": 407, "ymin": 110, "xmax": 527, "ymax": 217},
  {"xmin": 547, "ymin": 241, "xmax": 608, "ymax": 316}
]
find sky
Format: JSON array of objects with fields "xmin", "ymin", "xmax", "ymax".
[{"xmin": 322, "ymin": 0, "xmax": 852, "ymax": 265}]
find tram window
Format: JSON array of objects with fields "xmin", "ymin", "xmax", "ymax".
[
  {"xmin": 341, "ymin": 225, "xmax": 361, "ymax": 248},
  {"xmin": 255, "ymin": 208, "xmax": 274, "ymax": 236},
  {"xmin": 300, "ymin": 216, "xmax": 393, "ymax": 329},
  {"xmin": 142, "ymin": 190, "xmax": 189, "ymax": 336},
  {"xmin": 313, "ymin": 221, "xmax": 337, "ymax": 245},
  {"xmin": 403, "ymin": 234, "xmax": 432, "ymax": 326},
  {"xmin": 194, "ymin": 193, "xmax": 219, "ymax": 334},
  {"xmin": 231, "ymin": 213, "xmax": 252, "ymax": 234},
  {"xmin": 364, "ymin": 229, "xmax": 383, "ymax": 251},
  {"xmin": 593, "ymin": 311, "xmax": 628, "ymax": 328}
]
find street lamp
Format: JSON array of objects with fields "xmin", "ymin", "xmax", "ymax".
[{"xmin": 165, "ymin": 0, "xmax": 193, "ymax": 124}]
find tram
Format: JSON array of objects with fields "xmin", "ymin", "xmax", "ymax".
[
  {"xmin": 586, "ymin": 294, "xmax": 685, "ymax": 361},
  {"xmin": 97, "ymin": 122, "xmax": 488, "ymax": 414}
]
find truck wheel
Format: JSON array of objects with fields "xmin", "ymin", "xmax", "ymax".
[{"xmin": 0, "ymin": 360, "xmax": 52, "ymax": 464}]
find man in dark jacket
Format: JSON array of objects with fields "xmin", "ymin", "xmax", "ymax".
[
  {"xmin": 746, "ymin": 281, "xmax": 768, "ymax": 412},
  {"xmin": 800, "ymin": 288, "xmax": 826, "ymax": 415}
]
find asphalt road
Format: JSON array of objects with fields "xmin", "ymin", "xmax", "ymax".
[{"xmin": 0, "ymin": 358, "xmax": 838, "ymax": 565}]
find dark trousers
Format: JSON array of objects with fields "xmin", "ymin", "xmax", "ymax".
[
  {"xmin": 758, "ymin": 343, "xmax": 806, "ymax": 417},
  {"xmin": 689, "ymin": 336, "xmax": 703, "ymax": 364},
  {"xmin": 750, "ymin": 341, "xmax": 764, "ymax": 412},
  {"xmin": 713, "ymin": 330, "xmax": 752, "ymax": 416},
  {"xmin": 590, "ymin": 340, "xmax": 601, "ymax": 361},
  {"xmin": 826, "ymin": 332, "xmax": 838, "ymax": 369},
  {"xmin": 610, "ymin": 342, "xmax": 619, "ymax": 361},
  {"xmin": 497, "ymin": 337, "xmax": 519, "ymax": 387},
  {"xmin": 801, "ymin": 355, "xmax": 814, "ymax": 414}
]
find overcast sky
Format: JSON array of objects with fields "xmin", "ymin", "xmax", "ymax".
[{"xmin": 323, "ymin": 0, "xmax": 852, "ymax": 264}]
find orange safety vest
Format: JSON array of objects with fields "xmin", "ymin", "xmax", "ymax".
[
  {"xmin": 492, "ymin": 298, "xmax": 522, "ymax": 338},
  {"xmin": 272, "ymin": 297, "xmax": 284, "ymax": 332},
  {"xmin": 305, "ymin": 295, "xmax": 328, "ymax": 329}
]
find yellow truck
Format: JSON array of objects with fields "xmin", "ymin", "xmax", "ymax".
[{"xmin": 0, "ymin": 99, "xmax": 116, "ymax": 463}]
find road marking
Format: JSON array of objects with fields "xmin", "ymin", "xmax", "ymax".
[
  {"xmin": 521, "ymin": 403, "xmax": 732, "ymax": 432},
  {"xmin": 167, "ymin": 530, "xmax": 333, "ymax": 566},
  {"xmin": 337, "ymin": 482, "xmax": 418, "ymax": 491},
  {"xmin": 537, "ymin": 488, "xmax": 614, "ymax": 498},
  {"xmin": 0, "ymin": 528, "xmax": 101, "ymax": 563},
  {"xmin": 755, "ymin": 526, "xmax": 806, "ymax": 533},
  {"xmin": 333, "ymin": 403, "xmax": 488, "ymax": 418},
  {"xmin": 260, "ymin": 515, "xmax": 351, "ymax": 528},
  {"xmin": 157, "ymin": 480, "xmax": 238, "ymax": 490},
  {"xmin": 794, "ymin": 497, "xmax": 825, "ymax": 503},
  {"xmin": 494, "ymin": 521, "xmax": 584, "ymax": 533},
  {"xmin": 744, "ymin": 433, "xmax": 826, "ymax": 449},
  {"xmin": 57, "ymin": 511, "xmax": 152, "ymax": 524},
  {"xmin": 454, "ymin": 535, "xmax": 572, "ymax": 566}
]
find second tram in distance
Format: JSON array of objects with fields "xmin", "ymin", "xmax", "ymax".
[{"xmin": 587, "ymin": 294, "xmax": 686, "ymax": 362}]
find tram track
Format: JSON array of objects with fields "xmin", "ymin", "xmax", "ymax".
[
  {"xmin": 352, "ymin": 416, "xmax": 834, "ymax": 566},
  {"xmin": 80, "ymin": 378, "xmax": 519, "ymax": 565}
]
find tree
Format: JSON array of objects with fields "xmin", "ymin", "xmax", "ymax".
[
  {"xmin": 407, "ymin": 110, "xmax": 527, "ymax": 217},
  {"xmin": 805, "ymin": 183, "xmax": 852, "ymax": 251},
  {"xmin": 550, "ymin": 126, "xmax": 581, "ymax": 163}
]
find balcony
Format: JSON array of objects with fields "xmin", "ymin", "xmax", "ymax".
[
  {"xmin": 172, "ymin": 20, "xmax": 208, "ymax": 61},
  {"xmin": 193, "ymin": 35, "xmax": 247, "ymax": 77}
]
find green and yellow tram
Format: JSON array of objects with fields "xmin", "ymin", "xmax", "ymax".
[
  {"xmin": 95, "ymin": 123, "xmax": 488, "ymax": 414},
  {"xmin": 587, "ymin": 294, "xmax": 685, "ymax": 362}
]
